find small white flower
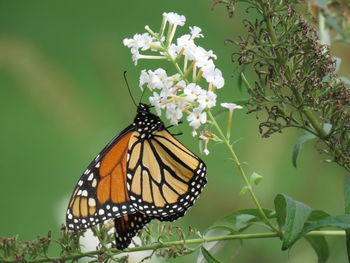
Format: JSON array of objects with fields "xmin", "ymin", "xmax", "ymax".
[
  {"xmin": 167, "ymin": 43, "xmax": 181, "ymax": 59},
  {"xmin": 211, "ymin": 69, "xmax": 225, "ymax": 89},
  {"xmin": 187, "ymin": 108, "xmax": 207, "ymax": 129},
  {"xmin": 177, "ymin": 35, "xmax": 196, "ymax": 52},
  {"xmin": 150, "ymin": 40, "xmax": 162, "ymax": 51},
  {"xmin": 182, "ymin": 44, "xmax": 198, "ymax": 62},
  {"xmin": 131, "ymin": 48, "xmax": 141, "ymax": 65},
  {"xmin": 149, "ymin": 92, "xmax": 163, "ymax": 115},
  {"xmin": 184, "ymin": 83, "xmax": 202, "ymax": 102},
  {"xmin": 123, "ymin": 33, "xmax": 154, "ymax": 51},
  {"xmin": 190, "ymin": 26, "xmax": 203, "ymax": 39},
  {"xmin": 202, "ymin": 67, "xmax": 224, "ymax": 89},
  {"xmin": 161, "ymin": 86, "xmax": 176, "ymax": 101},
  {"xmin": 175, "ymin": 80, "xmax": 187, "ymax": 90},
  {"xmin": 203, "ymin": 148, "xmax": 210, "ymax": 155},
  {"xmin": 199, "ymin": 59, "xmax": 215, "ymax": 72},
  {"xmin": 166, "ymin": 101, "xmax": 184, "ymax": 125},
  {"xmin": 221, "ymin": 102, "xmax": 243, "ymax": 110},
  {"xmin": 192, "ymin": 130, "xmax": 197, "ymax": 137},
  {"xmin": 149, "ymin": 86, "xmax": 178, "ymax": 116},
  {"xmin": 145, "ymin": 68, "xmax": 172, "ymax": 90},
  {"xmin": 197, "ymin": 90, "xmax": 217, "ymax": 109},
  {"xmin": 139, "ymin": 69, "xmax": 150, "ymax": 89},
  {"xmin": 193, "ymin": 47, "xmax": 217, "ymax": 64},
  {"xmin": 167, "ymin": 73, "xmax": 181, "ymax": 83},
  {"xmin": 163, "ymin": 12, "xmax": 186, "ymax": 26},
  {"xmin": 149, "ymin": 68, "xmax": 168, "ymax": 89}
]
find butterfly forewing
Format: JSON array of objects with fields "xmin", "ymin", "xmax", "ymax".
[{"xmin": 66, "ymin": 126, "xmax": 136, "ymax": 230}]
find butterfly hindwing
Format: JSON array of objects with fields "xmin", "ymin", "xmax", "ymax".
[
  {"xmin": 114, "ymin": 212, "xmax": 152, "ymax": 250},
  {"xmin": 66, "ymin": 126, "xmax": 136, "ymax": 230},
  {"xmin": 114, "ymin": 209, "xmax": 188, "ymax": 250}
]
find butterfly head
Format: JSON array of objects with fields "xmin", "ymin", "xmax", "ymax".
[
  {"xmin": 134, "ymin": 103, "xmax": 164, "ymax": 138},
  {"xmin": 137, "ymin": 103, "xmax": 151, "ymax": 113}
]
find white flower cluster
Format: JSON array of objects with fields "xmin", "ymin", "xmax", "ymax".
[{"xmin": 123, "ymin": 12, "xmax": 225, "ymax": 134}]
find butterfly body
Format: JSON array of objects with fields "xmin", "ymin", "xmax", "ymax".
[{"xmin": 66, "ymin": 103, "xmax": 207, "ymax": 249}]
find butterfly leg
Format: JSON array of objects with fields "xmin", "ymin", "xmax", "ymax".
[
  {"xmin": 166, "ymin": 121, "xmax": 183, "ymax": 130},
  {"xmin": 172, "ymin": 132, "xmax": 183, "ymax": 136}
]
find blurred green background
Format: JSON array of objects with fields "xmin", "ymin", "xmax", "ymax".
[{"xmin": 0, "ymin": 1, "xmax": 349, "ymax": 262}]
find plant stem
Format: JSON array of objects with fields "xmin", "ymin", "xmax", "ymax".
[
  {"xmin": 2, "ymin": 231, "xmax": 345, "ymax": 263},
  {"xmin": 257, "ymin": 0, "xmax": 328, "ymax": 139},
  {"xmin": 207, "ymin": 110, "xmax": 280, "ymax": 234}
]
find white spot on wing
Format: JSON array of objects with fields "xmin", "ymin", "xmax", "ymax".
[
  {"xmin": 88, "ymin": 198, "xmax": 96, "ymax": 206},
  {"xmin": 87, "ymin": 173, "xmax": 94, "ymax": 181},
  {"xmin": 92, "ymin": 179, "xmax": 97, "ymax": 187}
]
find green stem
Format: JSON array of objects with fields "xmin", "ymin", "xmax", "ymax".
[
  {"xmin": 2, "ymin": 231, "xmax": 345, "ymax": 263},
  {"xmin": 207, "ymin": 110, "xmax": 280, "ymax": 234}
]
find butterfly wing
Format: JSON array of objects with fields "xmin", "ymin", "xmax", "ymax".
[
  {"xmin": 66, "ymin": 126, "xmax": 137, "ymax": 230},
  {"xmin": 113, "ymin": 208, "xmax": 188, "ymax": 250},
  {"xmin": 126, "ymin": 129, "xmax": 207, "ymax": 220},
  {"xmin": 114, "ymin": 212, "xmax": 152, "ymax": 250}
]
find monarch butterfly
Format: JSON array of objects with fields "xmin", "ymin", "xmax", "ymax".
[{"xmin": 66, "ymin": 103, "xmax": 207, "ymax": 249}]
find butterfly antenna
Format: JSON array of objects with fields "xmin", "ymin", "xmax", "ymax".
[
  {"xmin": 123, "ymin": 71, "xmax": 138, "ymax": 107},
  {"xmin": 139, "ymin": 87, "xmax": 147, "ymax": 104}
]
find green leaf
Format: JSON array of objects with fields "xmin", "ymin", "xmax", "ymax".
[
  {"xmin": 344, "ymin": 175, "xmax": 350, "ymax": 262},
  {"xmin": 304, "ymin": 235, "xmax": 329, "ymax": 263},
  {"xmin": 240, "ymin": 72, "xmax": 252, "ymax": 91},
  {"xmin": 274, "ymin": 194, "xmax": 312, "ymax": 250},
  {"xmin": 239, "ymin": 185, "xmax": 249, "ymax": 196},
  {"xmin": 208, "ymin": 209, "xmax": 275, "ymax": 233},
  {"xmin": 209, "ymin": 225, "xmax": 239, "ymax": 234},
  {"xmin": 200, "ymin": 247, "xmax": 222, "ymax": 263},
  {"xmin": 298, "ymin": 215, "xmax": 350, "ymax": 239},
  {"xmin": 292, "ymin": 132, "xmax": 316, "ymax": 168},
  {"xmin": 237, "ymin": 66, "xmax": 246, "ymax": 92},
  {"xmin": 250, "ymin": 172, "xmax": 263, "ymax": 185},
  {"xmin": 308, "ymin": 210, "xmax": 331, "ymax": 222}
]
